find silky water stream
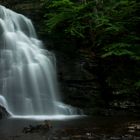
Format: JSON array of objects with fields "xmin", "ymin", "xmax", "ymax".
[{"xmin": 0, "ymin": 5, "xmax": 82, "ymax": 120}]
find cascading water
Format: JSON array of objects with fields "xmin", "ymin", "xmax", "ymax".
[{"xmin": 0, "ymin": 5, "xmax": 82, "ymax": 119}]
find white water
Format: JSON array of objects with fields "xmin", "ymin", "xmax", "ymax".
[{"xmin": 0, "ymin": 5, "xmax": 82, "ymax": 119}]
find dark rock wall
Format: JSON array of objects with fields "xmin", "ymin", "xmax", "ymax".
[{"xmin": 54, "ymin": 51, "xmax": 101, "ymax": 114}]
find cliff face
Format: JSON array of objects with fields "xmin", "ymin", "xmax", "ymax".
[{"xmin": 54, "ymin": 51, "xmax": 99, "ymax": 112}]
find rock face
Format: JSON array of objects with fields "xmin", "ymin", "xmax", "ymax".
[
  {"xmin": 54, "ymin": 51, "xmax": 100, "ymax": 113},
  {"xmin": 0, "ymin": 105, "xmax": 10, "ymax": 119}
]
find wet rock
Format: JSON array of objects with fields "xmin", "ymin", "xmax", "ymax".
[
  {"xmin": 134, "ymin": 136, "xmax": 140, "ymax": 140},
  {"xmin": 110, "ymin": 136, "xmax": 122, "ymax": 140},
  {"xmin": 0, "ymin": 105, "xmax": 10, "ymax": 119},
  {"xmin": 52, "ymin": 137, "xmax": 60, "ymax": 140},
  {"xmin": 61, "ymin": 136, "xmax": 70, "ymax": 140},
  {"xmin": 72, "ymin": 135, "xmax": 83, "ymax": 139},
  {"xmin": 126, "ymin": 122, "xmax": 140, "ymax": 135},
  {"xmin": 22, "ymin": 120, "xmax": 52, "ymax": 134}
]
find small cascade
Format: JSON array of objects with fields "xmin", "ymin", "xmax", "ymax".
[{"xmin": 0, "ymin": 5, "xmax": 82, "ymax": 119}]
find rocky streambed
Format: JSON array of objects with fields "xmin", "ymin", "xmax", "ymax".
[{"xmin": 0, "ymin": 116, "xmax": 140, "ymax": 140}]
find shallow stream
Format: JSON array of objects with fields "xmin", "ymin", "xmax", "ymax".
[{"xmin": 0, "ymin": 116, "xmax": 140, "ymax": 140}]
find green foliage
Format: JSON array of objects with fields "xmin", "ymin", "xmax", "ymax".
[
  {"xmin": 41, "ymin": 0, "xmax": 139, "ymax": 56},
  {"xmin": 41, "ymin": 0, "xmax": 95, "ymax": 39},
  {"xmin": 97, "ymin": 0, "xmax": 140, "ymax": 60},
  {"xmin": 41, "ymin": 0, "xmax": 140, "ymax": 108}
]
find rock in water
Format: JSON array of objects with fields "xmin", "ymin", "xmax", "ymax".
[{"xmin": 0, "ymin": 105, "xmax": 10, "ymax": 119}]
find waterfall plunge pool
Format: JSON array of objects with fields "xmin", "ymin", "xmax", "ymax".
[{"xmin": 0, "ymin": 116, "xmax": 140, "ymax": 140}]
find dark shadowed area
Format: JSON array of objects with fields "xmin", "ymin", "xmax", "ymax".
[{"xmin": 0, "ymin": 116, "xmax": 140, "ymax": 140}]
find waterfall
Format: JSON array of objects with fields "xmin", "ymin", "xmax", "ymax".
[{"xmin": 0, "ymin": 5, "xmax": 82, "ymax": 119}]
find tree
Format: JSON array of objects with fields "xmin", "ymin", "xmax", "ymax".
[{"xmin": 41, "ymin": 0, "xmax": 140, "ymax": 109}]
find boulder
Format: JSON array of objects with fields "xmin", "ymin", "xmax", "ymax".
[{"xmin": 0, "ymin": 105, "xmax": 10, "ymax": 119}]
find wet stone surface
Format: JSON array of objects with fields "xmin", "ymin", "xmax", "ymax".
[
  {"xmin": 47, "ymin": 127, "xmax": 140, "ymax": 140},
  {"xmin": 21, "ymin": 120, "xmax": 140, "ymax": 140},
  {"xmin": 0, "ymin": 117, "xmax": 140, "ymax": 140}
]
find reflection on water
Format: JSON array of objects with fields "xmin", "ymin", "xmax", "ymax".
[
  {"xmin": 0, "ymin": 116, "xmax": 140, "ymax": 140},
  {"xmin": 11, "ymin": 115, "xmax": 84, "ymax": 120}
]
